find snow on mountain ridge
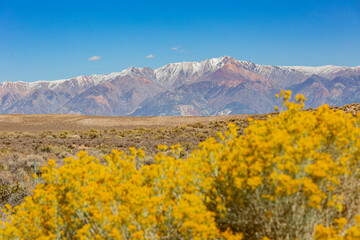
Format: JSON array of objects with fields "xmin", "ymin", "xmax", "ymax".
[
  {"xmin": 281, "ymin": 65, "xmax": 360, "ymax": 78},
  {"xmin": 153, "ymin": 56, "xmax": 242, "ymax": 89},
  {"xmin": 1, "ymin": 56, "xmax": 360, "ymax": 93}
]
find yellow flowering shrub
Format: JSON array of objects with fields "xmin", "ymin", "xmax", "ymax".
[
  {"xmin": 186, "ymin": 91, "xmax": 360, "ymax": 239},
  {"xmin": 1, "ymin": 90, "xmax": 360, "ymax": 239},
  {"xmin": 0, "ymin": 148, "xmax": 220, "ymax": 239}
]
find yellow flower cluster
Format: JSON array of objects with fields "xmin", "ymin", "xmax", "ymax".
[
  {"xmin": 315, "ymin": 216, "xmax": 360, "ymax": 240},
  {"xmin": 1, "ymin": 90, "xmax": 360, "ymax": 239},
  {"xmin": 0, "ymin": 148, "xmax": 221, "ymax": 239},
  {"xmin": 190, "ymin": 92, "xmax": 360, "ymax": 239}
]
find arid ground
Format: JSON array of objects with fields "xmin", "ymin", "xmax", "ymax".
[{"xmin": 0, "ymin": 114, "xmax": 256, "ymax": 132}]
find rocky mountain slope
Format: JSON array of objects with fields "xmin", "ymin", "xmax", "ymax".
[{"xmin": 1, "ymin": 56, "xmax": 359, "ymax": 116}]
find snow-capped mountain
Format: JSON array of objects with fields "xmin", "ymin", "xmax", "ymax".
[{"xmin": 1, "ymin": 56, "xmax": 359, "ymax": 116}]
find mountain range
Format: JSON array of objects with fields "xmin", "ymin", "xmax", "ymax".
[{"xmin": 1, "ymin": 56, "xmax": 360, "ymax": 116}]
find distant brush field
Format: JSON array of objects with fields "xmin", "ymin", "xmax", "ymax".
[{"xmin": 0, "ymin": 113, "xmax": 269, "ymax": 206}]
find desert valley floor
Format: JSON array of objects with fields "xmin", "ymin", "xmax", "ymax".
[{"xmin": 0, "ymin": 113, "xmax": 256, "ymax": 132}]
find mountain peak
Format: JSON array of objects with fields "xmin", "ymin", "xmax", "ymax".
[
  {"xmin": 219, "ymin": 55, "xmax": 236, "ymax": 61},
  {"xmin": 207, "ymin": 56, "xmax": 239, "ymax": 65}
]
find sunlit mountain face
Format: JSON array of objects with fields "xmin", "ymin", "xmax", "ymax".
[{"xmin": 1, "ymin": 56, "xmax": 359, "ymax": 116}]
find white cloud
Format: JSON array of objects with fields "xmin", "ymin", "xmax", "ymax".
[
  {"xmin": 145, "ymin": 54, "xmax": 154, "ymax": 59},
  {"xmin": 88, "ymin": 55, "xmax": 101, "ymax": 61},
  {"xmin": 171, "ymin": 46, "xmax": 184, "ymax": 52}
]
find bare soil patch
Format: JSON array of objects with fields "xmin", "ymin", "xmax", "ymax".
[{"xmin": 0, "ymin": 114, "xmax": 257, "ymax": 133}]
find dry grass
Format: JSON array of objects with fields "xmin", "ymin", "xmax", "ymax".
[{"xmin": 0, "ymin": 114, "xmax": 262, "ymax": 207}]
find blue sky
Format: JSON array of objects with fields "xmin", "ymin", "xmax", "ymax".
[{"xmin": 1, "ymin": 0, "xmax": 360, "ymax": 82}]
